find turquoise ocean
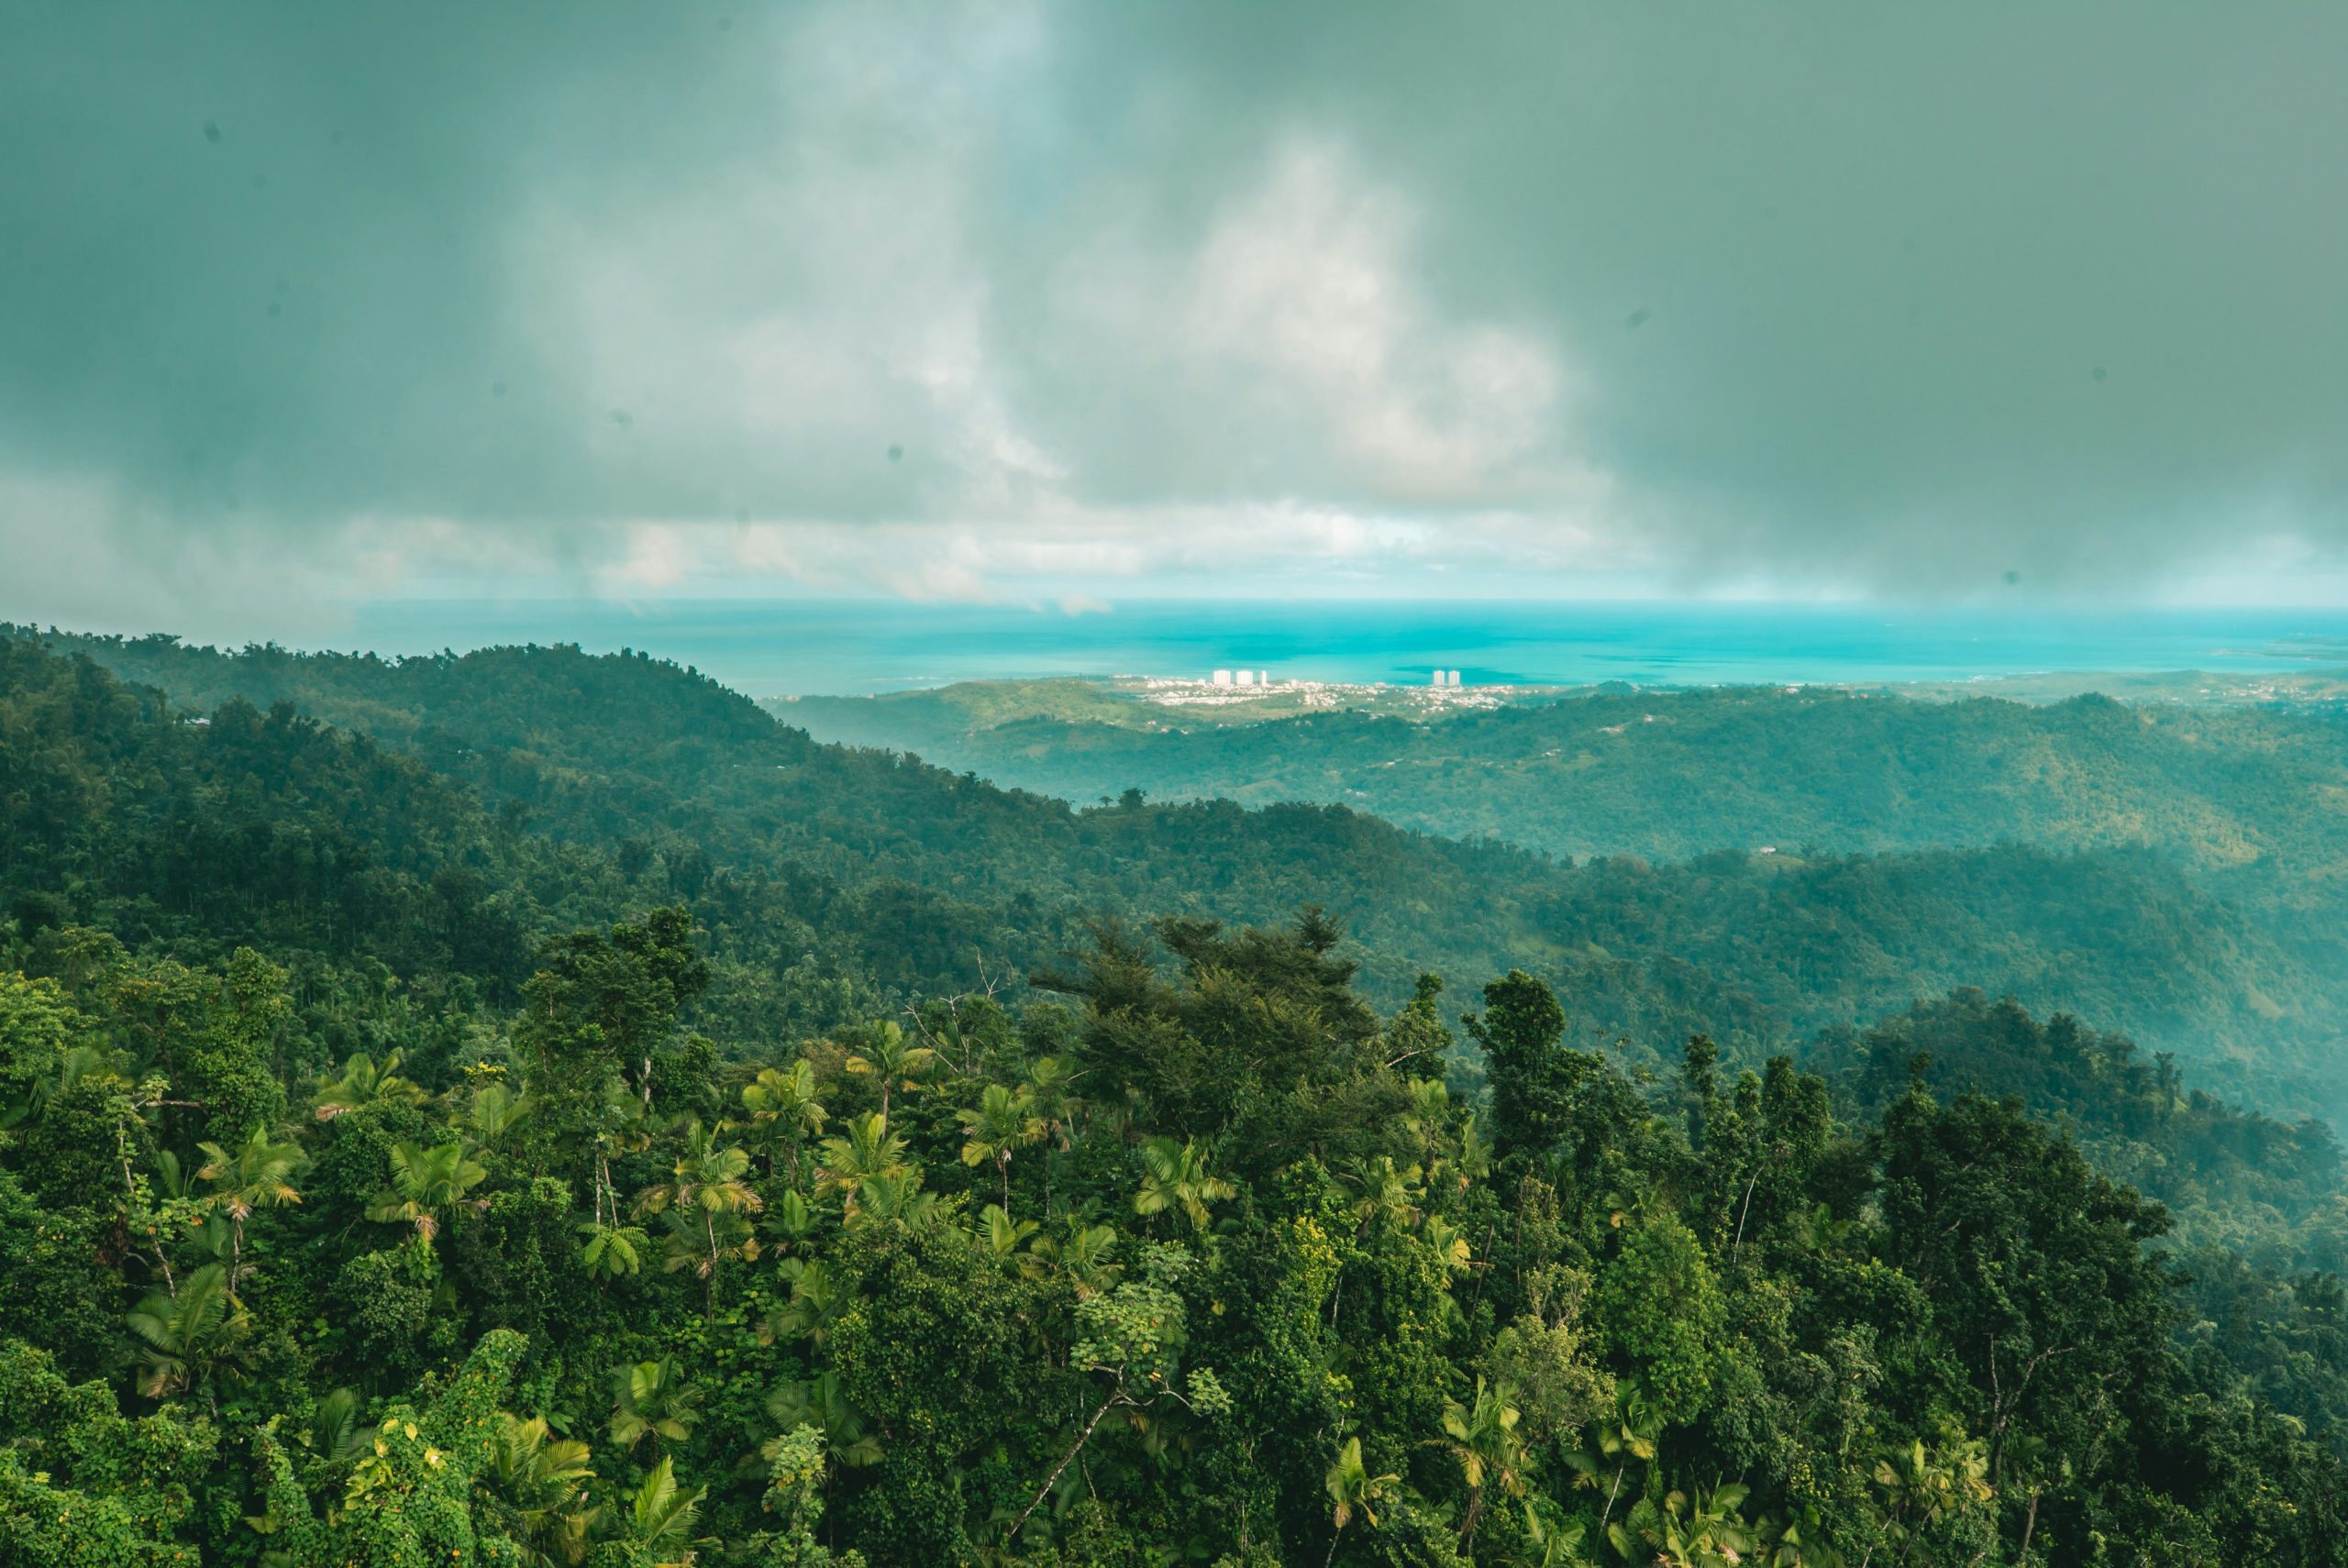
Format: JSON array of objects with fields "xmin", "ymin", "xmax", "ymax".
[{"xmin": 347, "ymin": 600, "xmax": 2348, "ymax": 698}]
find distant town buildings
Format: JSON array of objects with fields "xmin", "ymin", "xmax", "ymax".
[
  {"xmin": 1431, "ymin": 669, "xmax": 1465, "ymax": 687},
  {"xmin": 1213, "ymin": 669, "xmax": 1233, "ymax": 686}
]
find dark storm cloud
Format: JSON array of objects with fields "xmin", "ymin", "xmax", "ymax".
[{"xmin": 4, "ymin": 1, "xmax": 2344, "ymax": 622}]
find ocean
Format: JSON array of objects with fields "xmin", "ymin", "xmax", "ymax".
[{"xmin": 346, "ymin": 599, "xmax": 2348, "ymax": 697}]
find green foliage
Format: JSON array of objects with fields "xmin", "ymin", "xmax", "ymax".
[
  {"xmin": 1595, "ymin": 1219, "xmax": 1725, "ymax": 1425},
  {"xmin": 3, "ymin": 631, "xmax": 2348, "ymax": 1564}
]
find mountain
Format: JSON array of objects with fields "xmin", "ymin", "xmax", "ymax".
[
  {"xmin": 6, "ymin": 624, "xmax": 2348, "ymax": 1564},
  {"xmin": 776, "ymin": 678, "xmax": 2348, "ymax": 879},
  {"xmin": 12, "ymin": 628, "xmax": 2344, "ymax": 1121}
]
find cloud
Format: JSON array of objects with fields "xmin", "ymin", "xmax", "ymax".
[{"xmin": 4, "ymin": 0, "xmax": 2347, "ymax": 635}]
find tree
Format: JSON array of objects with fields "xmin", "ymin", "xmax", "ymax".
[
  {"xmin": 1609, "ymin": 1483, "xmax": 1763, "ymax": 1568},
  {"xmin": 842, "ymin": 1021, "xmax": 934, "ymax": 1121},
  {"xmin": 124, "ymin": 1261, "xmax": 243, "ymax": 1400},
  {"xmin": 637, "ymin": 1119, "xmax": 764, "ymax": 1309},
  {"xmin": 482, "ymin": 1413, "xmax": 598, "ymax": 1567},
  {"xmin": 249, "ymin": 1328, "xmax": 530, "ymax": 1566},
  {"xmin": 1437, "ymin": 1375, "xmax": 1525, "ymax": 1551},
  {"xmin": 737, "ymin": 1060, "xmax": 827, "ymax": 1180},
  {"xmin": 1323, "ymin": 1435, "xmax": 1400, "ymax": 1566},
  {"xmin": 0, "ymin": 1336, "xmax": 216, "ymax": 1565},
  {"xmin": 612, "ymin": 1456, "xmax": 711, "ymax": 1568},
  {"xmin": 460, "ymin": 1079, "xmax": 536, "ymax": 1154},
  {"xmin": 958, "ymin": 1081, "xmax": 1044, "ymax": 1215},
  {"xmin": 611, "ymin": 1357, "xmax": 704, "ymax": 1458},
  {"xmin": 312, "ymin": 1049, "xmax": 425, "ymax": 1121},
  {"xmin": 1009, "ymin": 1245, "xmax": 1231, "ymax": 1538},
  {"xmin": 814, "ymin": 1112, "xmax": 910, "ymax": 1218},
  {"xmin": 368, "ymin": 1138, "xmax": 489, "ymax": 1247},
  {"xmin": 1868, "ymin": 1429, "xmax": 1994, "ymax": 1566},
  {"xmin": 751, "ymin": 1425, "xmax": 869, "ymax": 1567},
  {"xmin": 1465, "ymin": 970, "xmax": 1583, "ymax": 1165},
  {"xmin": 519, "ymin": 907, "xmax": 710, "ymax": 1114},
  {"xmin": 193, "ymin": 1121, "xmax": 306, "ymax": 1295},
  {"xmin": 1596, "ymin": 1217, "xmax": 1725, "ymax": 1425},
  {"xmin": 1133, "ymin": 1136, "xmax": 1235, "ymax": 1235}
]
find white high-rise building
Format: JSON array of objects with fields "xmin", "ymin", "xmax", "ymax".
[
  {"xmin": 1235, "ymin": 669, "xmax": 1256, "ymax": 686},
  {"xmin": 1448, "ymin": 670, "xmax": 1463, "ymax": 687},
  {"xmin": 1213, "ymin": 669, "xmax": 1233, "ymax": 686},
  {"xmin": 1432, "ymin": 668, "xmax": 1445, "ymax": 686}
]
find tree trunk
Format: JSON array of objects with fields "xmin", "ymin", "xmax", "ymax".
[
  {"xmin": 1012, "ymin": 1389, "xmax": 1122, "ymax": 1537},
  {"xmin": 705, "ymin": 1209, "xmax": 722, "ymax": 1315},
  {"xmin": 1456, "ymin": 1486, "xmax": 1487, "ymax": 1551}
]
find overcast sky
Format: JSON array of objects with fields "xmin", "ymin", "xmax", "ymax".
[{"xmin": 6, "ymin": 2, "xmax": 2346, "ymax": 636}]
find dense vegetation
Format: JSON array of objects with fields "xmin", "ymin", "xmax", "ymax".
[
  {"xmin": 17, "ymin": 629, "xmax": 2345, "ymax": 1118},
  {"xmin": 5, "ymin": 627, "xmax": 2348, "ymax": 1562},
  {"xmin": 777, "ymin": 679, "xmax": 2348, "ymax": 879}
]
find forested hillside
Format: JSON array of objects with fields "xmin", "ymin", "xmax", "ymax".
[
  {"xmin": 6, "ymin": 627, "xmax": 2348, "ymax": 1563},
  {"xmin": 779, "ymin": 678, "xmax": 2348, "ymax": 880},
  {"xmin": 17, "ymin": 630, "xmax": 2345, "ymax": 1115}
]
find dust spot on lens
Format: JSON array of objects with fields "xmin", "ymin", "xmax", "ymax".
[{"xmin": 1625, "ymin": 307, "xmax": 1652, "ymax": 329}]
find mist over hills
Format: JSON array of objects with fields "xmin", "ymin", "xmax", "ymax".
[
  {"xmin": 13, "ymin": 627, "xmax": 2343, "ymax": 1121},
  {"xmin": 778, "ymin": 677, "xmax": 2348, "ymax": 874}
]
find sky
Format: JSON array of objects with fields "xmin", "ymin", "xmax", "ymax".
[{"xmin": 5, "ymin": 2, "xmax": 2347, "ymax": 639}]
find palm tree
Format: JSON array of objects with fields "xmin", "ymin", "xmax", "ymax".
[
  {"xmin": 1324, "ymin": 1435, "xmax": 1401, "ymax": 1566},
  {"xmin": 852, "ymin": 1168, "xmax": 942, "ymax": 1231},
  {"xmin": 1024, "ymin": 1054, "xmax": 1080, "ymax": 1213},
  {"xmin": 766, "ymin": 1257, "xmax": 850, "ymax": 1349},
  {"xmin": 309, "ymin": 1386, "xmax": 375, "ymax": 1469},
  {"xmin": 1521, "ymin": 1501, "xmax": 1587, "ymax": 1568},
  {"xmin": 814, "ymin": 1112, "xmax": 910, "ymax": 1217},
  {"xmin": 1565, "ymin": 1380, "xmax": 1662, "ymax": 1535},
  {"xmin": 579, "ymin": 1216, "xmax": 649, "ymax": 1281},
  {"xmin": 460, "ymin": 1081, "xmax": 535, "ymax": 1153},
  {"xmin": 765, "ymin": 1371, "xmax": 884, "ymax": 1470},
  {"xmin": 982, "ymin": 1203, "xmax": 1042, "ymax": 1273},
  {"xmin": 1610, "ymin": 1483, "xmax": 1761, "ymax": 1568},
  {"xmin": 1134, "ymin": 1136, "xmax": 1236, "ymax": 1234},
  {"xmin": 1437, "ymin": 1376, "xmax": 1525, "ymax": 1551},
  {"xmin": 311, "ymin": 1049, "xmax": 424, "ymax": 1121},
  {"xmin": 125, "ymin": 1261, "xmax": 242, "ymax": 1400},
  {"xmin": 1870, "ymin": 1431, "xmax": 1992, "ymax": 1565},
  {"xmin": 637, "ymin": 1120, "xmax": 764, "ymax": 1309},
  {"xmin": 958, "ymin": 1082, "xmax": 1044, "ymax": 1214},
  {"xmin": 484, "ymin": 1413, "xmax": 598, "ymax": 1567},
  {"xmin": 1030, "ymin": 1217, "xmax": 1123, "ymax": 1299},
  {"xmin": 366, "ymin": 1139, "xmax": 488, "ymax": 1247},
  {"xmin": 610, "ymin": 1357, "xmax": 704, "ymax": 1458},
  {"xmin": 1342, "ymin": 1156, "xmax": 1424, "ymax": 1232},
  {"xmin": 616, "ymin": 1456, "xmax": 710, "ymax": 1568},
  {"xmin": 842, "ymin": 1021, "xmax": 935, "ymax": 1120},
  {"xmin": 734, "ymin": 1060, "xmax": 826, "ymax": 1179},
  {"xmin": 193, "ymin": 1123, "xmax": 306, "ymax": 1296}
]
